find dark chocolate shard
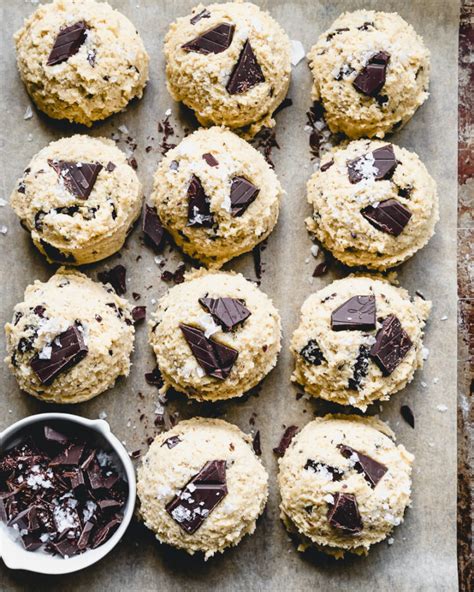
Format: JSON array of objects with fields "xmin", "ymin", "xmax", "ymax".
[
  {"xmin": 50, "ymin": 443, "xmax": 85, "ymax": 466},
  {"xmin": 226, "ymin": 40, "xmax": 265, "ymax": 95},
  {"xmin": 313, "ymin": 259, "xmax": 330, "ymax": 277},
  {"xmin": 252, "ymin": 431, "xmax": 262, "ymax": 456},
  {"xmin": 105, "ymin": 161, "xmax": 116, "ymax": 172},
  {"xmin": 51, "ymin": 538, "xmax": 80, "ymax": 558},
  {"xmin": 348, "ymin": 345, "xmax": 370, "ymax": 391},
  {"xmin": 166, "ymin": 460, "xmax": 228, "ymax": 534},
  {"xmin": 199, "ymin": 296, "xmax": 251, "ymax": 331},
  {"xmin": 187, "ymin": 175, "xmax": 214, "ymax": 227},
  {"xmin": 370, "ymin": 315, "xmax": 412, "ymax": 375},
  {"xmin": 327, "ymin": 492, "xmax": 363, "ymax": 534},
  {"xmin": 229, "ymin": 176, "xmax": 259, "ymax": 216},
  {"xmin": 400, "ymin": 405, "xmax": 415, "ymax": 428},
  {"xmin": 182, "ymin": 23, "xmax": 235, "ymax": 54},
  {"xmin": 320, "ymin": 159, "xmax": 334, "ymax": 172},
  {"xmin": 48, "ymin": 159, "xmax": 103, "ymax": 199},
  {"xmin": 361, "ymin": 198, "xmax": 412, "ymax": 236},
  {"xmin": 98, "ymin": 264, "xmax": 127, "ymax": 295},
  {"xmin": 142, "ymin": 205, "xmax": 166, "ymax": 252},
  {"xmin": 304, "ymin": 459, "xmax": 344, "ymax": 481},
  {"xmin": 331, "ymin": 295, "xmax": 376, "ymax": 331},
  {"xmin": 300, "ymin": 340, "xmax": 325, "ymax": 365},
  {"xmin": 347, "ymin": 144, "xmax": 397, "ymax": 184},
  {"xmin": 40, "ymin": 239, "xmax": 76, "ymax": 263},
  {"xmin": 131, "ymin": 306, "xmax": 146, "ymax": 323},
  {"xmin": 180, "ymin": 324, "xmax": 238, "ymax": 380},
  {"xmin": 353, "ymin": 51, "xmax": 390, "ymax": 97},
  {"xmin": 161, "ymin": 436, "xmax": 182, "ymax": 449},
  {"xmin": 273, "ymin": 426, "xmax": 298, "ymax": 457},
  {"xmin": 47, "ymin": 21, "xmax": 88, "ymax": 66},
  {"xmin": 190, "ymin": 8, "xmax": 211, "ymax": 25},
  {"xmin": 91, "ymin": 516, "xmax": 122, "ymax": 549},
  {"xmin": 202, "ymin": 153, "xmax": 219, "ymax": 167},
  {"xmin": 338, "ymin": 444, "xmax": 388, "ymax": 488},
  {"xmin": 77, "ymin": 521, "xmax": 94, "ymax": 550},
  {"xmin": 30, "ymin": 325, "xmax": 88, "ymax": 385},
  {"xmin": 145, "ymin": 366, "xmax": 163, "ymax": 387}
]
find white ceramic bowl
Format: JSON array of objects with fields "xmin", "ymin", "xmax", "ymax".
[{"xmin": 0, "ymin": 413, "xmax": 136, "ymax": 575}]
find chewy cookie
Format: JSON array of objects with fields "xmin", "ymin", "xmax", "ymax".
[
  {"xmin": 149, "ymin": 269, "xmax": 281, "ymax": 401},
  {"xmin": 278, "ymin": 415, "xmax": 413, "ymax": 558},
  {"xmin": 290, "ymin": 276, "xmax": 431, "ymax": 410},
  {"xmin": 164, "ymin": 1, "xmax": 291, "ymax": 136},
  {"xmin": 4, "ymin": 268, "xmax": 135, "ymax": 404},
  {"xmin": 307, "ymin": 10, "xmax": 430, "ymax": 139},
  {"xmin": 14, "ymin": 0, "xmax": 149, "ymax": 126},
  {"xmin": 306, "ymin": 140, "xmax": 438, "ymax": 270},
  {"xmin": 150, "ymin": 127, "xmax": 282, "ymax": 268},
  {"xmin": 10, "ymin": 135, "xmax": 143, "ymax": 265},
  {"xmin": 137, "ymin": 418, "xmax": 268, "ymax": 558}
]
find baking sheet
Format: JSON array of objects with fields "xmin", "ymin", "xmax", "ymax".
[{"xmin": 0, "ymin": 0, "xmax": 459, "ymax": 590}]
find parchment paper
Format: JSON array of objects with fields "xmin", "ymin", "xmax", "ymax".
[{"xmin": 0, "ymin": 1, "xmax": 459, "ymax": 590}]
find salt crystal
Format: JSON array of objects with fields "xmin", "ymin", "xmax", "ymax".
[
  {"xmin": 290, "ymin": 40, "xmax": 305, "ymax": 66},
  {"xmin": 23, "ymin": 105, "xmax": 33, "ymax": 120},
  {"xmin": 436, "ymin": 404, "xmax": 448, "ymax": 413}
]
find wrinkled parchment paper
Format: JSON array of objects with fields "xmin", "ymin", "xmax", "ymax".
[{"xmin": 0, "ymin": 0, "xmax": 459, "ymax": 590}]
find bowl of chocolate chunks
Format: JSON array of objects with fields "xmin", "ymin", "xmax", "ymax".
[{"xmin": 0, "ymin": 413, "xmax": 136, "ymax": 574}]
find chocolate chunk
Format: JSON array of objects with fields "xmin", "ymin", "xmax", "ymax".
[
  {"xmin": 252, "ymin": 431, "xmax": 262, "ymax": 456},
  {"xmin": 347, "ymin": 144, "xmax": 397, "ymax": 184},
  {"xmin": 229, "ymin": 176, "xmax": 259, "ymax": 216},
  {"xmin": 320, "ymin": 159, "xmax": 334, "ymax": 172},
  {"xmin": 30, "ymin": 325, "xmax": 88, "ymax": 385},
  {"xmin": 353, "ymin": 51, "xmax": 390, "ymax": 97},
  {"xmin": 34, "ymin": 305, "xmax": 46, "ymax": 318},
  {"xmin": 304, "ymin": 459, "xmax": 344, "ymax": 481},
  {"xmin": 50, "ymin": 443, "xmax": 85, "ymax": 466},
  {"xmin": 161, "ymin": 436, "xmax": 182, "ymax": 449},
  {"xmin": 312, "ymin": 260, "xmax": 329, "ymax": 277},
  {"xmin": 199, "ymin": 296, "xmax": 251, "ymax": 331},
  {"xmin": 226, "ymin": 40, "xmax": 265, "ymax": 95},
  {"xmin": 327, "ymin": 493, "xmax": 363, "ymax": 534},
  {"xmin": 105, "ymin": 162, "xmax": 116, "ymax": 172},
  {"xmin": 348, "ymin": 345, "xmax": 370, "ymax": 390},
  {"xmin": 326, "ymin": 27, "xmax": 350, "ymax": 41},
  {"xmin": 400, "ymin": 405, "xmax": 415, "ymax": 428},
  {"xmin": 370, "ymin": 315, "xmax": 412, "ymax": 375},
  {"xmin": 166, "ymin": 460, "xmax": 228, "ymax": 534},
  {"xmin": 338, "ymin": 444, "xmax": 388, "ymax": 488},
  {"xmin": 144, "ymin": 366, "xmax": 163, "ymax": 387},
  {"xmin": 98, "ymin": 264, "xmax": 127, "ymax": 295},
  {"xmin": 190, "ymin": 8, "xmax": 211, "ymax": 25},
  {"xmin": 331, "ymin": 295, "xmax": 376, "ymax": 331},
  {"xmin": 48, "ymin": 159, "xmax": 103, "ymax": 199},
  {"xmin": 40, "ymin": 239, "xmax": 76, "ymax": 263},
  {"xmin": 300, "ymin": 340, "xmax": 325, "ymax": 365},
  {"xmin": 187, "ymin": 175, "xmax": 214, "ymax": 227},
  {"xmin": 22, "ymin": 534, "xmax": 43, "ymax": 551},
  {"xmin": 202, "ymin": 153, "xmax": 219, "ymax": 167},
  {"xmin": 77, "ymin": 521, "xmax": 94, "ymax": 550},
  {"xmin": 91, "ymin": 516, "xmax": 122, "ymax": 549},
  {"xmin": 51, "ymin": 538, "xmax": 80, "ymax": 558},
  {"xmin": 131, "ymin": 306, "xmax": 146, "ymax": 323},
  {"xmin": 182, "ymin": 23, "xmax": 235, "ymax": 54},
  {"xmin": 361, "ymin": 199, "xmax": 412, "ymax": 236},
  {"xmin": 180, "ymin": 324, "xmax": 238, "ymax": 380},
  {"xmin": 47, "ymin": 21, "xmax": 88, "ymax": 66},
  {"xmin": 397, "ymin": 185, "xmax": 412, "ymax": 198},
  {"xmin": 142, "ymin": 205, "xmax": 166, "ymax": 252},
  {"xmin": 273, "ymin": 426, "xmax": 298, "ymax": 457}
]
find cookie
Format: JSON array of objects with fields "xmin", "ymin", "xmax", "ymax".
[
  {"xmin": 149, "ymin": 269, "xmax": 281, "ymax": 401},
  {"xmin": 278, "ymin": 415, "xmax": 414, "ymax": 558},
  {"xmin": 10, "ymin": 135, "xmax": 143, "ymax": 265},
  {"xmin": 306, "ymin": 140, "xmax": 438, "ymax": 270},
  {"xmin": 164, "ymin": 1, "xmax": 291, "ymax": 137},
  {"xmin": 290, "ymin": 276, "xmax": 431, "ymax": 410},
  {"xmin": 307, "ymin": 10, "xmax": 430, "ymax": 139},
  {"xmin": 14, "ymin": 0, "xmax": 149, "ymax": 126},
  {"xmin": 137, "ymin": 418, "xmax": 268, "ymax": 558},
  {"xmin": 149, "ymin": 126, "xmax": 282, "ymax": 268},
  {"xmin": 4, "ymin": 268, "xmax": 135, "ymax": 404}
]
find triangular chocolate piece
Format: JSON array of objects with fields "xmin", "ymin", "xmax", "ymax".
[
  {"xmin": 142, "ymin": 205, "xmax": 166, "ymax": 251},
  {"xmin": 338, "ymin": 444, "xmax": 388, "ymax": 488},
  {"xmin": 353, "ymin": 51, "xmax": 390, "ymax": 97},
  {"xmin": 180, "ymin": 324, "xmax": 238, "ymax": 380},
  {"xmin": 47, "ymin": 21, "xmax": 88, "ymax": 66},
  {"xmin": 361, "ymin": 198, "xmax": 412, "ymax": 236},
  {"xmin": 182, "ymin": 23, "xmax": 235, "ymax": 54},
  {"xmin": 30, "ymin": 325, "xmax": 88, "ymax": 385},
  {"xmin": 229, "ymin": 176, "xmax": 259, "ymax": 216},
  {"xmin": 166, "ymin": 460, "xmax": 228, "ymax": 534},
  {"xmin": 226, "ymin": 40, "xmax": 265, "ymax": 95},
  {"xmin": 347, "ymin": 144, "xmax": 397, "ymax": 184},
  {"xmin": 370, "ymin": 315, "xmax": 412, "ymax": 375},
  {"xmin": 331, "ymin": 295, "xmax": 376, "ymax": 331},
  {"xmin": 327, "ymin": 492, "xmax": 363, "ymax": 534},
  {"xmin": 199, "ymin": 296, "xmax": 251, "ymax": 331},
  {"xmin": 187, "ymin": 175, "xmax": 214, "ymax": 227},
  {"xmin": 48, "ymin": 159, "xmax": 103, "ymax": 199}
]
